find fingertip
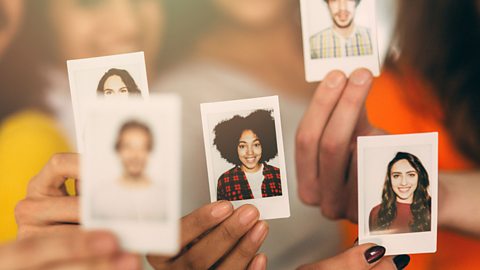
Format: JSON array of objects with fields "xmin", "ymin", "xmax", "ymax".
[
  {"xmin": 87, "ymin": 230, "xmax": 119, "ymax": 255},
  {"xmin": 211, "ymin": 200, "xmax": 234, "ymax": 218},
  {"xmin": 249, "ymin": 253, "xmax": 267, "ymax": 270},
  {"xmin": 350, "ymin": 68, "xmax": 373, "ymax": 86},
  {"xmin": 115, "ymin": 253, "xmax": 142, "ymax": 270},
  {"xmin": 324, "ymin": 70, "xmax": 347, "ymax": 89}
]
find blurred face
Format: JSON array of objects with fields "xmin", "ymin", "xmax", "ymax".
[
  {"xmin": 102, "ymin": 75, "xmax": 129, "ymax": 97},
  {"xmin": 212, "ymin": 0, "xmax": 293, "ymax": 28},
  {"xmin": 0, "ymin": 0, "xmax": 23, "ymax": 57},
  {"xmin": 390, "ymin": 159, "xmax": 419, "ymax": 203},
  {"xmin": 237, "ymin": 129, "xmax": 262, "ymax": 171},
  {"xmin": 327, "ymin": 0, "xmax": 357, "ymax": 28},
  {"xmin": 48, "ymin": 0, "xmax": 164, "ymax": 66},
  {"xmin": 117, "ymin": 127, "xmax": 151, "ymax": 178}
]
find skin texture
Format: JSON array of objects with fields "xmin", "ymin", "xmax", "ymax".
[
  {"xmin": 14, "ymin": 153, "xmax": 269, "ymax": 270},
  {"xmin": 327, "ymin": 0, "xmax": 357, "ymax": 38},
  {"xmin": 238, "ymin": 129, "xmax": 262, "ymax": 173},
  {"xmin": 102, "ymin": 75, "xmax": 129, "ymax": 97},
  {"xmin": 117, "ymin": 127, "xmax": 151, "ymax": 180},
  {"xmin": 390, "ymin": 159, "xmax": 418, "ymax": 204}
]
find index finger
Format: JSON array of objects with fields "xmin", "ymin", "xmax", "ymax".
[
  {"xmin": 296, "ymin": 71, "xmax": 347, "ymax": 206},
  {"xmin": 27, "ymin": 153, "xmax": 79, "ymax": 198}
]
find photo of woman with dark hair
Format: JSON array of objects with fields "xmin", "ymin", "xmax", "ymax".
[
  {"xmin": 213, "ymin": 109, "xmax": 282, "ymax": 201},
  {"xmin": 96, "ymin": 68, "xmax": 142, "ymax": 97},
  {"xmin": 369, "ymin": 152, "xmax": 432, "ymax": 234}
]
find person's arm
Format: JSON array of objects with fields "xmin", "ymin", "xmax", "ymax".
[
  {"xmin": 15, "ymin": 153, "xmax": 268, "ymax": 270},
  {"xmin": 439, "ymin": 171, "xmax": 480, "ymax": 237},
  {"xmin": 0, "ymin": 230, "xmax": 141, "ymax": 270}
]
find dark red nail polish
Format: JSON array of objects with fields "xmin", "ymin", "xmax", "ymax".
[
  {"xmin": 394, "ymin": 255, "xmax": 410, "ymax": 270},
  {"xmin": 364, "ymin": 246, "xmax": 386, "ymax": 264}
]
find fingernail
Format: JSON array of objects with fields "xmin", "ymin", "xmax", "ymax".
[
  {"xmin": 89, "ymin": 232, "xmax": 118, "ymax": 254},
  {"xmin": 364, "ymin": 245, "xmax": 386, "ymax": 264},
  {"xmin": 115, "ymin": 254, "xmax": 141, "ymax": 270},
  {"xmin": 250, "ymin": 221, "xmax": 268, "ymax": 244},
  {"xmin": 325, "ymin": 71, "xmax": 346, "ymax": 88},
  {"xmin": 350, "ymin": 69, "xmax": 373, "ymax": 85},
  {"xmin": 239, "ymin": 206, "xmax": 259, "ymax": 226},
  {"xmin": 211, "ymin": 201, "xmax": 233, "ymax": 218},
  {"xmin": 393, "ymin": 255, "xmax": 410, "ymax": 270}
]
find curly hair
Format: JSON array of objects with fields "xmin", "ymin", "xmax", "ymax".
[
  {"xmin": 115, "ymin": 120, "xmax": 154, "ymax": 152},
  {"xmin": 213, "ymin": 109, "xmax": 278, "ymax": 166},
  {"xmin": 374, "ymin": 152, "xmax": 431, "ymax": 232},
  {"xmin": 97, "ymin": 68, "xmax": 142, "ymax": 96}
]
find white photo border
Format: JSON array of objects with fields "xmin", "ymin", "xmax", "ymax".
[
  {"xmin": 67, "ymin": 51, "xmax": 150, "ymax": 152},
  {"xmin": 81, "ymin": 95, "xmax": 181, "ymax": 255},
  {"xmin": 300, "ymin": 0, "xmax": 380, "ymax": 82},
  {"xmin": 201, "ymin": 96, "xmax": 290, "ymax": 220},
  {"xmin": 357, "ymin": 132, "xmax": 438, "ymax": 255}
]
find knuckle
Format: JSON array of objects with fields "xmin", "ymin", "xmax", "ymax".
[
  {"xmin": 237, "ymin": 244, "xmax": 255, "ymax": 259},
  {"xmin": 220, "ymin": 224, "xmax": 239, "ymax": 242},
  {"xmin": 296, "ymin": 131, "xmax": 317, "ymax": 151},
  {"xmin": 49, "ymin": 153, "xmax": 66, "ymax": 171},
  {"xmin": 321, "ymin": 205, "xmax": 342, "ymax": 220},
  {"xmin": 319, "ymin": 138, "xmax": 340, "ymax": 156},
  {"xmin": 15, "ymin": 199, "xmax": 34, "ymax": 224}
]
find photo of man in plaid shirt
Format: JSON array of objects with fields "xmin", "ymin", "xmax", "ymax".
[
  {"xmin": 310, "ymin": 0, "xmax": 373, "ymax": 59},
  {"xmin": 213, "ymin": 110, "xmax": 282, "ymax": 202}
]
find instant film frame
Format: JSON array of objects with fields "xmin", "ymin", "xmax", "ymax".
[
  {"xmin": 201, "ymin": 96, "xmax": 290, "ymax": 220},
  {"xmin": 300, "ymin": 0, "xmax": 380, "ymax": 81},
  {"xmin": 81, "ymin": 95, "xmax": 181, "ymax": 255},
  {"xmin": 67, "ymin": 52, "xmax": 150, "ymax": 152},
  {"xmin": 358, "ymin": 133, "xmax": 438, "ymax": 255}
]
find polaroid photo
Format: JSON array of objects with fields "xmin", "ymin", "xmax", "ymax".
[
  {"xmin": 358, "ymin": 132, "xmax": 438, "ymax": 255},
  {"xmin": 300, "ymin": 0, "xmax": 380, "ymax": 82},
  {"xmin": 201, "ymin": 96, "xmax": 290, "ymax": 220},
  {"xmin": 67, "ymin": 52, "xmax": 150, "ymax": 152},
  {"xmin": 81, "ymin": 95, "xmax": 181, "ymax": 255}
]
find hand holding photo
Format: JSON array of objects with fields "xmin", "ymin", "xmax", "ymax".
[
  {"xmin": 67, "ymin": 52, "xmax": 150, "ymax": 152},
  {"xmin": 81, "ymin": 95, "xmax": 181, "ymax": 255},
  {"xmin": 300, "ymin": 0, "xmax": 380, "ymax": 81},
  {"xmin": 358, "ymin": 133, "xmax": 438, "ymax": 255},
  {"xmin": 201, "ymin": 96, "xmax": 290, "ymax": 220}
]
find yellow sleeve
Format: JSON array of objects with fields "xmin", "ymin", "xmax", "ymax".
[{"xmin": 0, "ymin": 111, "xmax": 71, "ymax": 243}]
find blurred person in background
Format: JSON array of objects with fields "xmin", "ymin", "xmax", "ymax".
[
  {"xmin": 26, "ymin": 0, "xmax": 166, "ymax": 144},
  {"xmin": 296, "ymin": 0, "xmax": 480, "ymax": 269},
  {"xmin": 156, "ymin": 0, "xmax": 341, "ymax": 269},
  {"xmin": 0, "ymin": 0, "xmax": 167, "ymax": 243}
]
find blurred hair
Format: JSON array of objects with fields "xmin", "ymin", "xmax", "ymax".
[
  {"xmin": 0, "ymin": 2, "xmax": 48, "ymax": 122},
  {"xmin": 115, "ymin": 120, "xmax": 154, "ymax": 151},
  {"xmin": 323, "ymin": 0, "xmax": 361, "ymax": 6},
  {"xmin": 213, "ymin": 109, "xmax": 278, "ymax": 166},
  {"xmin": 374, "ymin": 152, "xmax": 431, "ymax": 232},
  {"xmin": 97, "ymin": 68, "xmax": 141, "ymax": 96},
  {"xmin": 392, "ymin": 0, "xmax": 480, "ymax": 164}
]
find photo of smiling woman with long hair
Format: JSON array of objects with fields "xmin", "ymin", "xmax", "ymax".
[
  {"xmin": 213, "ymin": 109, "xmax": 282, "ymax": 202},
  {"xmin": 369, "ymin": 152, "xmax": 432, "ymax": 234}
]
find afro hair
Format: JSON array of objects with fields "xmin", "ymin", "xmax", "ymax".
[{"xmin": 213, "ymin": 109, "xmax": 278, "ymax": 166}]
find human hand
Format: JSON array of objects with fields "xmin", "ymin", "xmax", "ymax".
[
  {"xmin": 296, "ymin": 69, "xmax": 385, "ymax": 222},
  {"xmin": 297, "ymin": 244, "xmax": 410, "ymax": 270},
  {"xmin": 0, "ymin": 230, "xmax": 141, "ymax": 270},
  {"xmin": 147, "ymin": 202, "xmax": 268, "ymax": 270},
  {"xmin": 15, "ymin": 153, "xmax": 81, "ymax": 239}
]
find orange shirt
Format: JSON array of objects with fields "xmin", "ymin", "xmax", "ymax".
[{"xmin": 342, "ymin": 69, "xmax": 479, "ymax": 269}]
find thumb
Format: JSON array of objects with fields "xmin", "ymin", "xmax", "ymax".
[{"xmin": 297, "ymin": 244, "xmax": 389, "ymax": 270}]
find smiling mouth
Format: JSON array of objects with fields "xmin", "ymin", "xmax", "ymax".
[
  {"xmin": 245, "ymin": 157, "xmax": 257, "ymax": 163},
  {"xmin": 397, "ymin": 187, "xmax": 412, "ymax": 193}
]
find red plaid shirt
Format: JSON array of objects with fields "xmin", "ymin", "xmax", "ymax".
[{"xmin": 216, "ymin": 163, "xmax": 282, "ymax": 201}]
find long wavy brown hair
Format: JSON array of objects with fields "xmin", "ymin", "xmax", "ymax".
[{"xmin": 374, "ymin": 152, "xmax": 431, "ymax": 232}]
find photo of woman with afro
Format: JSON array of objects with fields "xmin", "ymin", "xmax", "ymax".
[{"xmin": 213, "ymin": 109, "xmax": 282, "ymax": 201}]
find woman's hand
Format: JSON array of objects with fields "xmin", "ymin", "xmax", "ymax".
[
  {"xmin": 297, "ymin": 244, "xmax": 410, "ymax": 270},
  {"xmin": 147, "ymin": 202, "xmax": 268, "ymax": 270},
  {"xmin": 0, "ymin": 230, "xmax": 141, "ymax": 270},
  {"xmin": 15, "ymin": 153, "xmax": 268, "ymax": 270},
  {"xmin": 295, "ymin": 69, "xmax": 385, "ymax": 222}
]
